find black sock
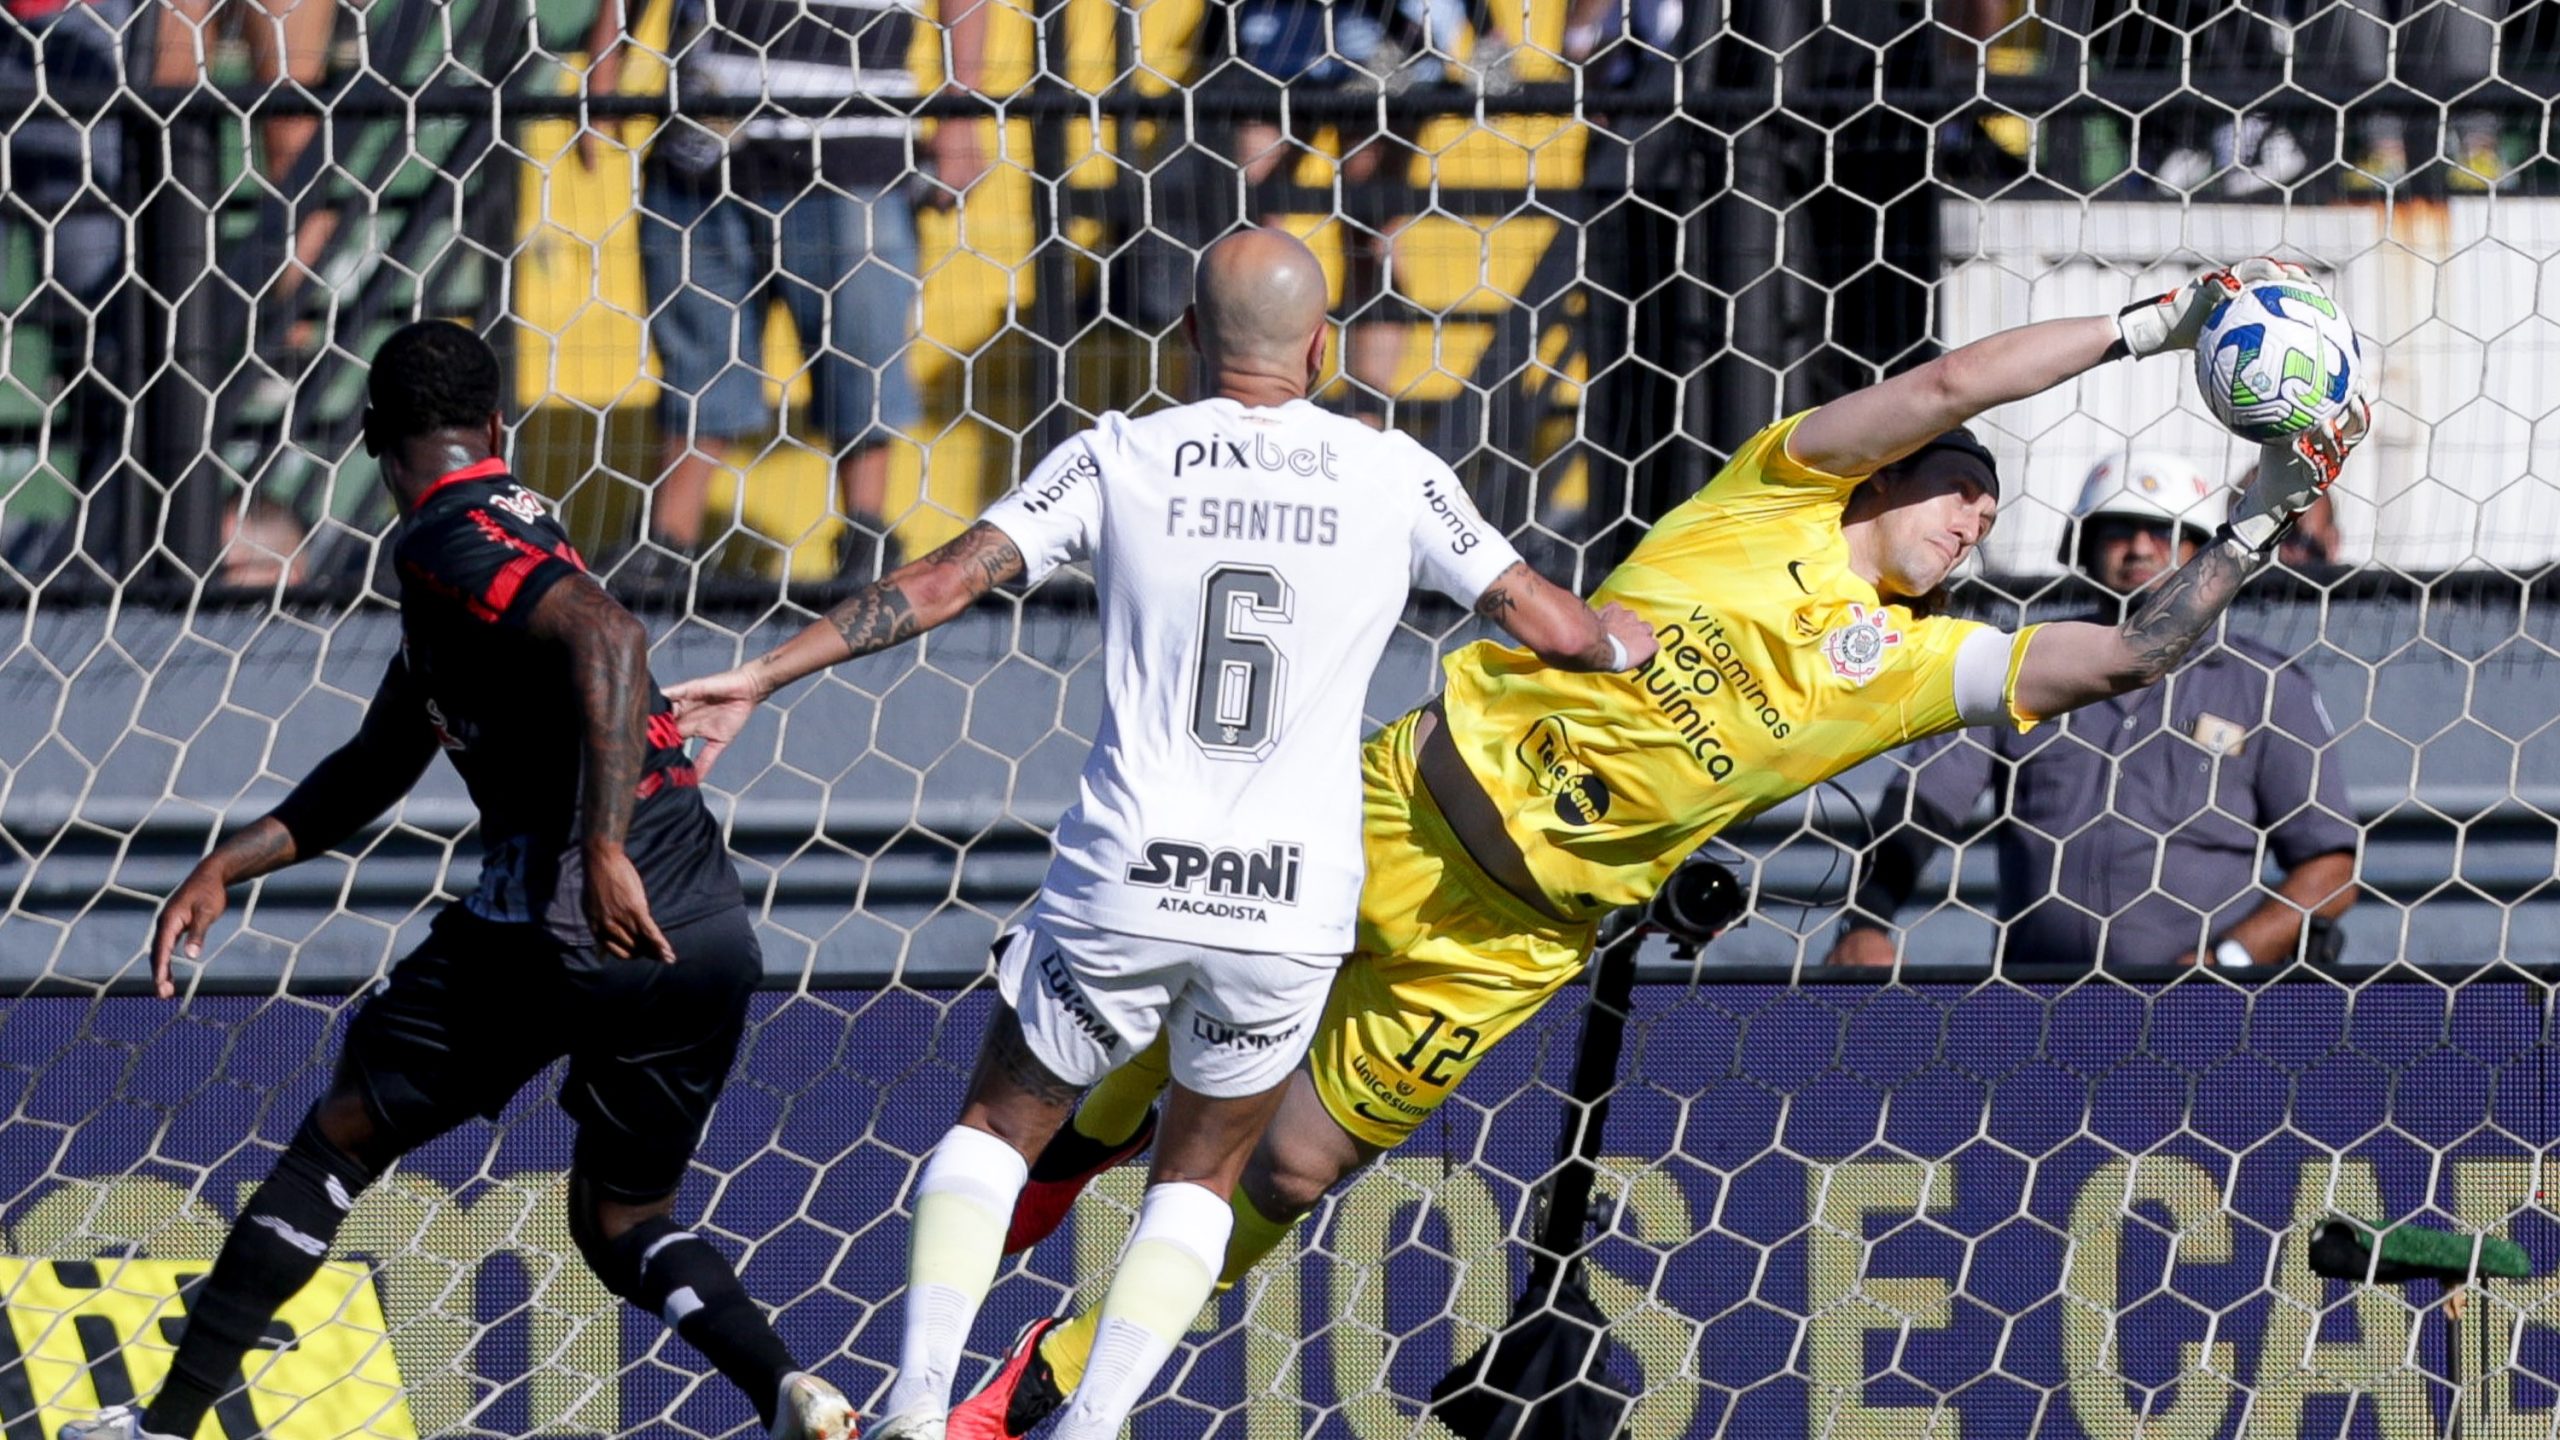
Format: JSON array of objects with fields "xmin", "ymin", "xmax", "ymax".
[
  {"xmin": 146, "ymin": 1119, "xmax": 371, "ymax": 1439},
  {"xmin": 607, "ymin": 1218, "xmax": 798, "ymax": 1425}
]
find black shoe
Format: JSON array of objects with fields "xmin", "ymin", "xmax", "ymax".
[
  {"xmin": 606, "ymin": 538, "xmax": 697, "ymax": 596},
  {"xmin": 832, "ymin": 518, "xmax": 906, "ymax": 582}
]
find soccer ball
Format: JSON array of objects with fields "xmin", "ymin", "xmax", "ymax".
[{"xmin": 2193, "ymin": 278, "xmax": 2360, "ymax": 444}]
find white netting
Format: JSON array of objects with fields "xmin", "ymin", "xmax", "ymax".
[{"xmin": 4, "ymin": 3, "xmax": 2560, "ymax": 1439}]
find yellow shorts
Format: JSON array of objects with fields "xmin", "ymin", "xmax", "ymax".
[{"xmin": 1308, "ymin": 709, "xmax": 1599, "ymax": 1149}]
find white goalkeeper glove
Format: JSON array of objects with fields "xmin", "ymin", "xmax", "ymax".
[
  {"xmin": 2227, "ymin": 368, "xmax": 2375, "ymax": 556},
  {"xmin": 2113, "ymin": 256, "xmax": 2312, "ymax": 360}
]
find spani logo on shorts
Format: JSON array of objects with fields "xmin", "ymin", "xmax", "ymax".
[
  {"xmin": 1126, "ymin": 839, "xmax": 1303, "ymax": 903},
  {"xmin": 1821, "ymin": 603, "xmax": 1904, "ymax": 687}
]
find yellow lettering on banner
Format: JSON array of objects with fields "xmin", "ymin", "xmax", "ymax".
[
  {"xmin": 2450, "ymin": 1160, "xmax": 2558, "ymax": 1440},
  {"xmin": 1804, "ymin": 1160, "xmax": 1959, "ymax": 1440},
  {"xmin": 316, "ymin": 1172, "xmax": 617, "ymax": 1439},
  {"xmin": 8, "ymin": 1178, "xmax": 226, "ymax": 1264},
  {"xmin": 1327, "ymin": 1158, "xmax": 1510, "ymax": 1440},
  {"xmin": 0, "ymin": 1257, "xmax": 416, "ymax": 1440},
  {"xmin": 9, "ymin": 1172, "xmax": 615, "ymax": 1438},
  {"xmin": 1582, "ymin": 1157, "xmax": 1701, "ymax": 1440},
  {"xmin": 2242, "ymin": 1160, "xmax": 2431, "ymax": 1440},
  {"xmin": 2061, "ymin": 1155, "xmax": 2237, "ymax": 1440}
]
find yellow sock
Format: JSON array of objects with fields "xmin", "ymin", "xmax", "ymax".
[
  {"xmin": 1041, "ymin": 1306, "xmax": 1104, "ymax": 1393},
  {"xmin": 1219, "ymin": 1185, "xmax": 1298, "ymax": 1288},
  {"xmin": 1068, "ymin": 1033, "xmax": 1172, "ymax": 1146},
  {"xmin": 1037, "ymin": 1186, "xmax": 1301, "ymax": 1393}
]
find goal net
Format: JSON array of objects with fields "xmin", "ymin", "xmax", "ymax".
[{"xmin": 4, "ymin": 2, "xmax": 2559, "ymax": 1438}]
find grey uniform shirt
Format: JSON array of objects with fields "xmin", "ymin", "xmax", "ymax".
[{"xmin": 1855, "ymin": 632, "xmax": 2358, "ymax": 968}]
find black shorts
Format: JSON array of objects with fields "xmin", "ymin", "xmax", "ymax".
[{"xmin": 340, "ymin": 902, "xmax": 762, "ymax": 1202}]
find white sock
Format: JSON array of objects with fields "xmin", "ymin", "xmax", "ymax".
[
  {"xmin": 1047, "ymin": 1182, "xmax": 1234, "ymax": 1440},
  {"xmin": 880, "ymin": 1125, "xmax": 1030, "ymax": 1424}
]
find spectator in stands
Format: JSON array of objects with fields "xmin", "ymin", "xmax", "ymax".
[
  {"xmin": 2038, "ymin": 1, "xmax": 2307, "ymax": 196},
  {"xmin": 1828, "ymin": 450, "xmax": 2359, "ymax": 970},
  {"xmin": 215, "ymin": 493, "xmax": 308, "ymax": 588},
  {"xmin": 2305, "ymin": 0, "xmax": 2511, "ymax": 192},
  {"xmin": 154, "ymin": 0, "xmax": 339, "ymax": 356},
  {"xmin": 582, "ymin": 0, "xmax": 988, "ymax": 584},
  {"xmin": 1213, "ymin": 0, "xmax": 1514, "ymax": 424},
  {"xmin": 2278, "ymin": 491, "xmax": 2340, "ymax": 568},
  {"xmin": 4, "ymin": 0, "xmax": 134, "ymax": 544}
]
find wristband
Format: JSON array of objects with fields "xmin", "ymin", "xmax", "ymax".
[
  {"xmin": 2213, "ymin": 938, "xmax": 2254, "ymax": 969},
  {"xmin": 1606, "ymin": 633, "xmax": 1629, "ymax": 669}
]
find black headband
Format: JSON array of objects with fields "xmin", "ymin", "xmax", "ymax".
[{"xmin": 1899, "ymin": 426, "xmax": 2001, "ymax": 501}]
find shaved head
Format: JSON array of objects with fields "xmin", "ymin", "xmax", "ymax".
[{"xmin": 1191, "ymin": 228, "xmax": 1329, "ymax": 374}]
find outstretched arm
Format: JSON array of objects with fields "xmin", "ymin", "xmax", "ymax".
[
  {"xmin": 1472, "ymin": 561, "xmax": 1657, "ymax": 672},
  {"xmin": 1788, "ymin": 315, "xmax": 2121, "ymax": 480},
  {"xmin": 668, "ymin": 523, "xmax": 1027, "ymax": 772},
  {"xmin": 153, "ymin": 660, "xmax": 440, "ymax": 997},
  {"xmin": 1788, "ymin": 259, "xmax": 2310, "ymax": 480},
  {"xmin": 2011, "ymin": 391, "xmax": 2368, "ymax": 720}
]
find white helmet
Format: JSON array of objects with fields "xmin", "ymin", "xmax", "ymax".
[{"xmin": 2058, "ymin": 450, "xmax": 2221, "ymax": 567}]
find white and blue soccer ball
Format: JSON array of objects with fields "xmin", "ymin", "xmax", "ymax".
[{"xmin": 2194, "ymin": 277, "xmax": 2361, "ymax": 444}]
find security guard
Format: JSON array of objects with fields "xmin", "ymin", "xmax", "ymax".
[{"xmin": 1829, "ymin": 451, "xmax": 2359, "ymax": 969}]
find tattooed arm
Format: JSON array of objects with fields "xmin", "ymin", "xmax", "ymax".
[
  {"xmin": 1473, "ymin": 561, "xmax": 1659, "ymax": 673},
  {"xmin": 2010, "ymin": 396, "xmax": 2369, "ymax": 722},
  {"xmin": 2009, "ymin": 533, "xmax": 2259, "ymax": 719},
  {"xmin": 666, "ymin": 523, "xmax": 1026, "ymax": 774},
  {"xmin": 525, "ymin": 575, "xmax": 653, "ymax": 852},
  {"xmin": 154, "ymin": 654, "xmax": 442, "ymax": 996},
  {"xmin": 524, "ymin": 574, "xmax": 671, "ymax": 960}
]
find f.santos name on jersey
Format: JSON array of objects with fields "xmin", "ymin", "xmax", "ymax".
[
  {"xmin": 1125, "ymin": 838, "xmax": 1302, "ymax": 924},
  {"xmin": 1167, "ymin": 495, "xmax": 1340, "ymax": 547}
]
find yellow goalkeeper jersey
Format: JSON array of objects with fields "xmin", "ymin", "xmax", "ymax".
[{"xmin": 1436, "ymin": 411, "xmax": 2039, "ymax": 921}]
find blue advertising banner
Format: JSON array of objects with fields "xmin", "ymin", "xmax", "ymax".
[{"xmin": 4, "ymin": 981, "xmax": 2556, "ymax": 1440}]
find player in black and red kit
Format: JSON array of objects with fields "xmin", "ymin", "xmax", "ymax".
[{"xmin": 68, "ymin": 323, "xmax": 855, "ymax": 1440}]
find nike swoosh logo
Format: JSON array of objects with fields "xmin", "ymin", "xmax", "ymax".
[
  {"xmin": 1351, "ymin": 1102, "xmax": 1397, "ymax": 1126},
  {"xmin": 1787, "ymin": 560, "xmax": 1812, "ymax": 594}
]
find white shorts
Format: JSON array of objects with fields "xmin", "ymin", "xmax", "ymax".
[{"xmin": 995, "ymin": 913, "xmax": 1335, "ymax": 1099}]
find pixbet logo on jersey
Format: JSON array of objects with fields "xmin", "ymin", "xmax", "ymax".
[
  {"xmin": 1172, "ymin": 433, "xmax": 1344, "ymax": 480},
  {"xmin": 1126, "ymin": 839, "xmax": 1303, "ymax": 906}
]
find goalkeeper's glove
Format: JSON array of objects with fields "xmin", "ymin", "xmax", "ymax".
[
  {"xmin": 2113, "ymin": 256, "xmax": 2312, "ymax": 360},
  {"xmin": 2226, "ymin": 370, "xmax": 2375, "ymax": 556}
]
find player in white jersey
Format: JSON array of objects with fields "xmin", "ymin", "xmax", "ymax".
[{"xmin": 668, "ymin": 228, "xmax": 1656, "ymax": 1440}]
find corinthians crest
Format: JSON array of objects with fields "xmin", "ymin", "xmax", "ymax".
[{"xmin": 1821, "ymin": 603, "xmax": 1902, "ymax": 685}]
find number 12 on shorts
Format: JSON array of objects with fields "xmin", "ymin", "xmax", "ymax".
[{"xmin": 1396, "ymin": 1012, "xmax": 1482, "ymax": 1087}]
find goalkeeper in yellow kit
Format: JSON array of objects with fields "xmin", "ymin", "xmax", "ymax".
[{"xmin": 947, "ymin": 260, "xmax": 2374, "ymax": 1438}]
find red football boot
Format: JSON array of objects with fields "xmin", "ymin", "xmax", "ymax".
[
  {"xmin": 1003, "ymin": 1107, "xmax": 1158, "ymax": 1254},
  {"xmin": 949, "ymin": 1318, "xmax": 1070, "ymax": 1440}
]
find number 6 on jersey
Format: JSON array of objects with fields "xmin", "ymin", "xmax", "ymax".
[{"xmin": 1192, "ymin": 564, "xmax": 1292, "ymax": 759}]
